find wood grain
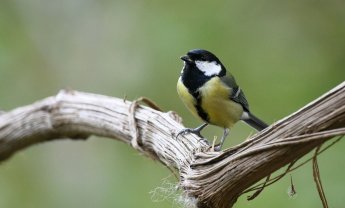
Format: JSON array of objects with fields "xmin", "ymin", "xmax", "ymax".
[{"xmin": 0, "ymin": 81, "xmax": 344, "ymax": 208}]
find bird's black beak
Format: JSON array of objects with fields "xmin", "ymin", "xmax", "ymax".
[{"xmin": 180, "ymin": 55, "xmax": 192, "ymax": 63}]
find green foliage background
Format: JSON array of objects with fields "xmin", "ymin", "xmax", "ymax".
[{"xmin": 0, "ymin": 1, "xmax": 344, "ymax": 207}]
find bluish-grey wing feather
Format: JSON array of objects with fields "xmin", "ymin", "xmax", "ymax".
[
  {"xmin": 220, "ymin": 75, "xmax": 268, "ymax": 130},
  {"xmin": 220, "ymin": 75, "xmax": 250, "ymax": 112}
]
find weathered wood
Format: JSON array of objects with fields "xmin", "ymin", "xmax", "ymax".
[{"xmin": 0, "ymin": 81, "xmax": 344, "ymax": 208}]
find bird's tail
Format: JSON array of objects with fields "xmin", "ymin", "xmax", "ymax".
[{"xmin": 242, "ymin": 112, "xmax": 268, "ymax": 131}]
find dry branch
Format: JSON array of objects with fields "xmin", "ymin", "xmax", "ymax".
[{"xmin": 0, "ymin": 81, "xmax": 345, "ymax": 208}]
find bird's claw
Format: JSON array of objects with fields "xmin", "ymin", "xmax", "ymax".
[
  {"xmin": 213, "ymin": 144, "xmax": 222, "ymax": 151},
  {"xmin": 176, "ymin": 128, "xmax": 202, "ymax": 138},
  {"xmin": 176, "ymin": 128, "xmax": 209, "ymax": 145},
  {"xmin": 176, "ymin": 123, "xmax": 208, "ymax": 138}
]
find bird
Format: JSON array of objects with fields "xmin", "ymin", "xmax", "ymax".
[{"xmin": 176, "ymin": 49, "xmax": 268, "ymax": 150}]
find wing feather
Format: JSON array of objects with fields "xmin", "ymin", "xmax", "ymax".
[{"xmin": 220, "ymin": 75, "xmax": 250, "ymax": 112}]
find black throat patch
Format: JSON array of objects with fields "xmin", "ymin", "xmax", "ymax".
[{"xmin": 181, "ymin": 64, "xmax": 210, "ymax": 122}]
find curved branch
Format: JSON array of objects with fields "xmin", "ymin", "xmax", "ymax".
[
  {"xmin": 0, "ymin": 82, "xmax": 344, "ymax": 208},
  {"xmin": 0, "ymin": 90, "xmax": 208, "ymax": 169}
]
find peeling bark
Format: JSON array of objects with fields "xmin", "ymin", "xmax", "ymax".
[{"xmin": 0, "ymin": 81, "xmax": 344, "ymax": 208}]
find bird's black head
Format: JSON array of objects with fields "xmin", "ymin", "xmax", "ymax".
[
  {"xmin": 180, "ymin": 49, "xmax": 226, "ymax": 77},
  {"xmin": 181, "ymin": 49, "xmax": 220, "ymax": 63}
]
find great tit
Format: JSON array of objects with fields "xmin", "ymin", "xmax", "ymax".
[{"xmin": 176, "ymin": 49, "xmax": 268, "ymax": 150}]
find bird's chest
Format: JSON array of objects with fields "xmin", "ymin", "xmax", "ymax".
[
  {"xmin": 199, "ymin": 77, "xmax": 230, "ymax": 99},
  {"xmin": 199, "ymin": 78, "xmax": 243, "ymax": 127}
]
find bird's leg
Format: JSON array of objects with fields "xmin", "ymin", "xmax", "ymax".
[
  {"xmin": 176, "ymin": 123, "xmax": 208, "ymax": 139},
  {"xmin": 214, "ymin": 128, "xmax": 230, "ymax": 151}
]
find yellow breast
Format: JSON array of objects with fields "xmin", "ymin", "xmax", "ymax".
[
  {"xmin": 177, "ymin": 76, "xmax": 243, "ymax": 128},
  {"xmin": 199, "ymin": 77, "xmax": 243, "ymax": 128},
  {"xmin": 177, "ymin": 77, "xmax": 200, "ymax": 119}
]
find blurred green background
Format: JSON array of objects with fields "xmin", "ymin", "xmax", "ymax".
[{"xmin": 0, "ymin": 0, "xmax": 344, "ymax": 207}]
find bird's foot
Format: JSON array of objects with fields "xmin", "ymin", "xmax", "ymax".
[
  {"xmin": 176, "ymin": 123, "xmax": 209, "ymax": 145},
  {"xmin": 212, "ymin": 128, "xmax": 230, "ymax": 152},
  {"xmin": 176, "ymin": 127, "xmax": 203, "ymax": 138},
  {"xmin": 176, "ymin": 123, "xmax": 208, "ymax": 138},
  {"xmin": 213, "ymin": 143, "xmax": 222, "ymax": 151},
  {"xmin": 176, "ymin": 128, "xmax": 210, "ymax": 145}
]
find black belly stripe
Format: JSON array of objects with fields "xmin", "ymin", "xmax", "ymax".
[{"xmin": 192, "ymin": 91, "xmax": 209, "ymax": 122}]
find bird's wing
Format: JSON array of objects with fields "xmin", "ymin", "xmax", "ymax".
[{"xmin": 220, "ymin": 75, "xmax": 250, "ymax": 112}]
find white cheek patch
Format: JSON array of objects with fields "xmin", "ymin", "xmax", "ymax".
[{"xmin": 195, "ymin": 60, "xmax": 222, "ymax": 76}]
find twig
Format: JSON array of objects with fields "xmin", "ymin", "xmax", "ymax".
[
  {"xmin": 247, "ymin": 174, "xmax": 271, "ymax": 200},
  {"xmin": 243, "ymin": 136, "xmax": 342, "ymax": 193},
  {"xmin": 313, "ymin": 145, "xmax": 329, "ymax": 208},
  {"xmin": 231, "ymin": 128, "xmax": 345, "ymax": 161}
]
